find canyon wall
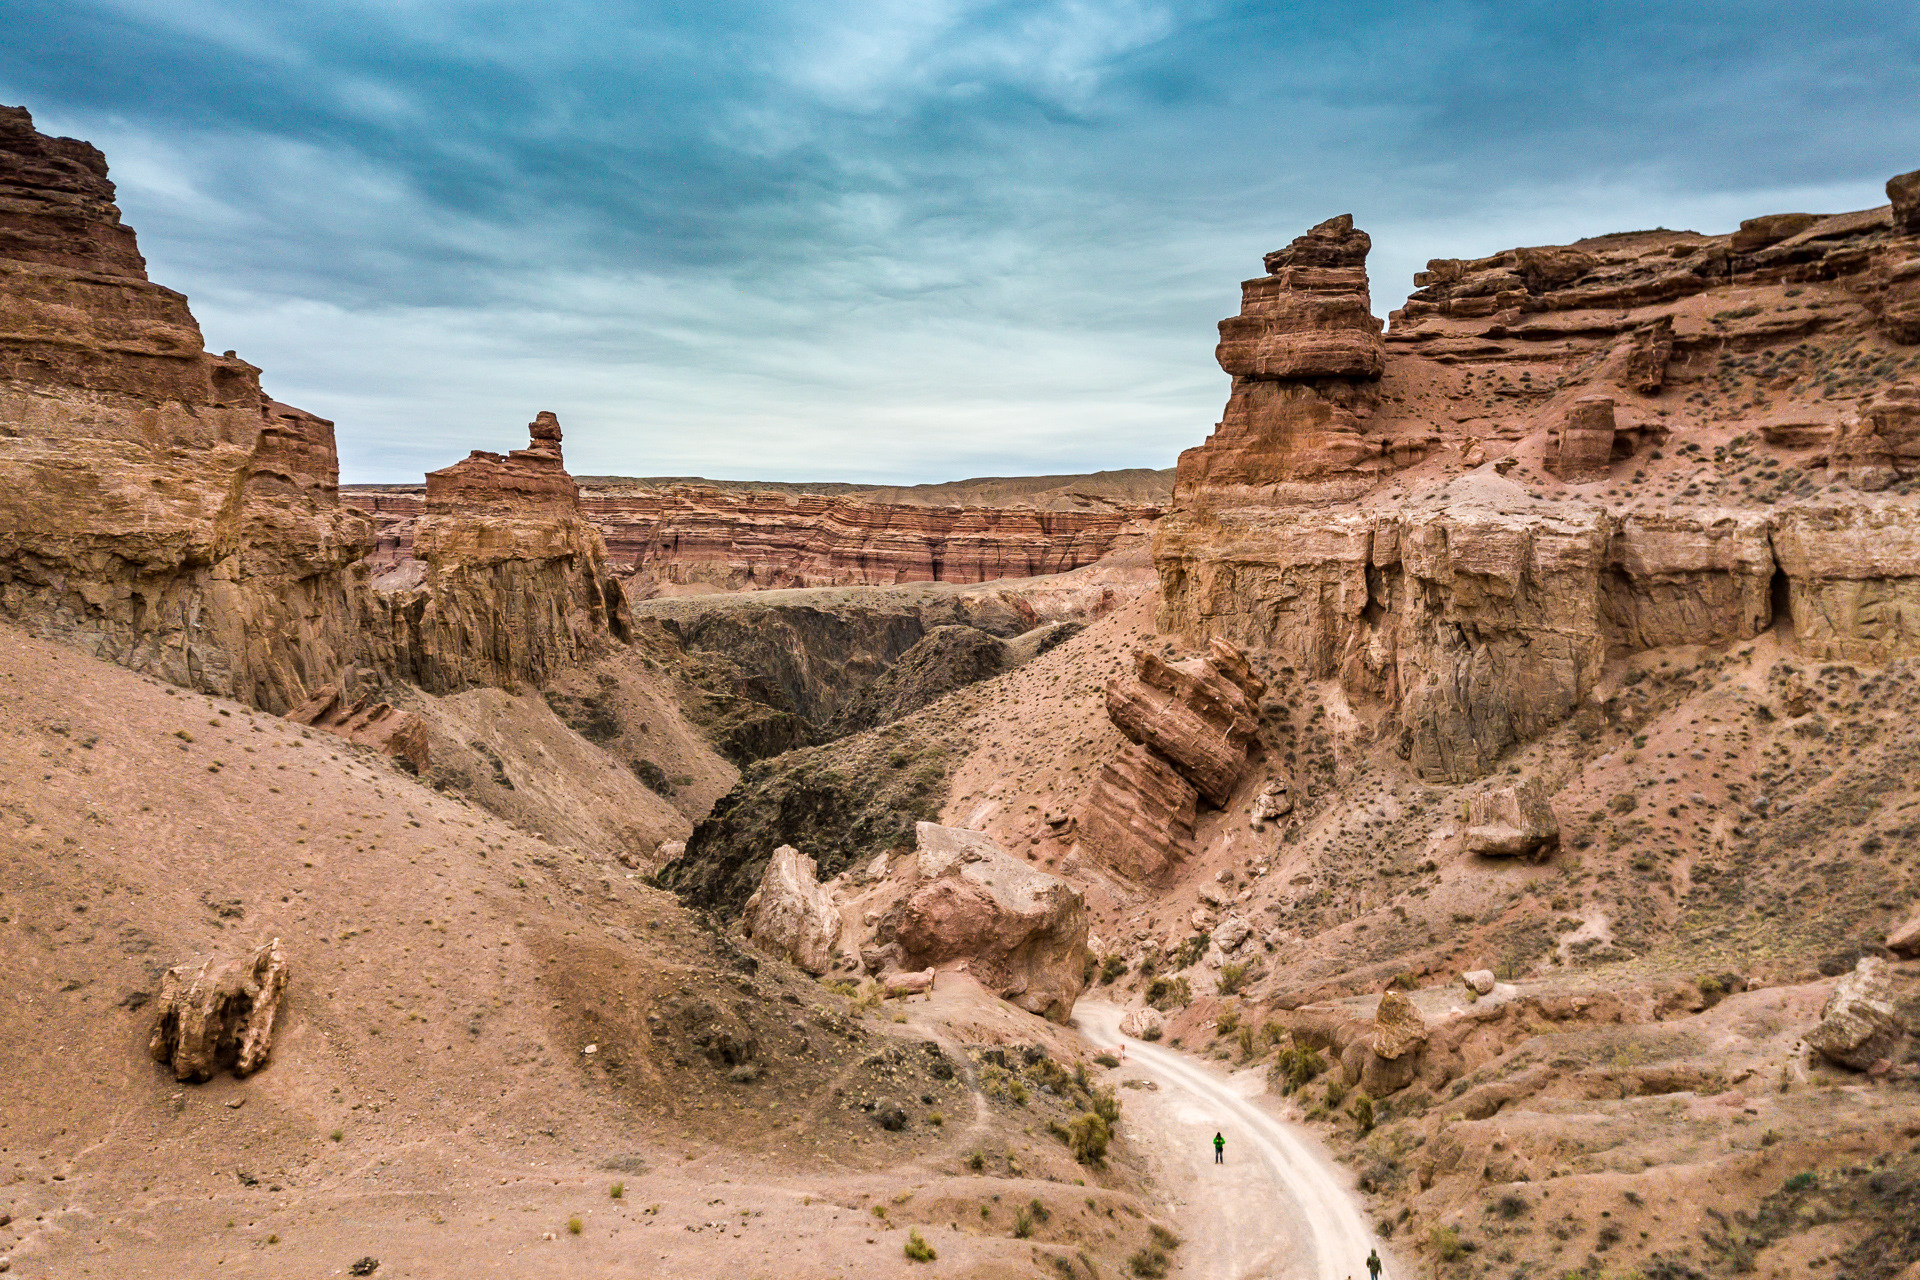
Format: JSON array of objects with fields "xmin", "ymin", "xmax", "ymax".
[
  {"xmin": 0, "ymin": 105, "xmax": 374, "ymax": 712},
  {"xmin": 350, "ymin": 483, "xmax": 1159, "ymax": 590},
  {"xmin": 1157, "ymin": 181, "xmax": 1920, "ymax": 782},
  {"xmin": 0, "ymin": 107, "xmax": 626, "ymax": 709}
]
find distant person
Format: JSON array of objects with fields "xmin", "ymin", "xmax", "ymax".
[
  {"xmin": 1212, "ymin": 1131, "xmax": 1225, "ymax": 1164},
  {"xmin": 1367, "ymin": 1247, "xmax": 1382, "ymax": 1278}
]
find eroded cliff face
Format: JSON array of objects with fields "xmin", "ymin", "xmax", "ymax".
[
  {"xmin": 0, "ymin": 109, "xmax": 632, "ymax": 713},
  {"xmin": 369, "ymin": 413, "xmax": 632, "ymax": 693},
  {"xmin": 350, "ymin": 481, "xmax": 1159, "ymax": 590},
  {"xmin": 1157, "ymin": 179, "xmax": 1920, "ymax": 781},
  {"xmin": 0, "ymin": 105, "xmax": 374, "ymax": 712}
]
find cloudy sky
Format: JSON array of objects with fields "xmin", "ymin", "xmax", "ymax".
[{"xmin": 5, "ymin": 1, "xmax": 1917, "ymax": 483}]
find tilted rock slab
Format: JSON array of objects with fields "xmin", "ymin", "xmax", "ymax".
[
  {"xmin": 1805, "ymin": 956, "xmax": 1903, "ymax": 1070},
  {"xmin": 1888, "ymin": 905, "xmax": 1920, "ymax": 958},
  {"xmin": 1103, "ymin": 639, "xmax": 1265, "ymax": 807},
  {"xmin": 148, "ymin": 939, "xmax": 289, "ymax": 1082},
  {"xmin": 885, "ymin": 823, "xmax": 1090, "ymax": 1022},
  {"xmin": 1074, "ymin": 743, "xmax": 1197, "ymax": 881},
  {"xmin": 739, "ymin": 845, "xmax": 843, "ymax": 976}
]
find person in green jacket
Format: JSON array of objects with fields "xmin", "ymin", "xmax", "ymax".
[
  {"xmin": 1212, "ymin": 1132, "xmax": 1225, "ymax": 1164},
  {"xmin": 1367, "ymin": 1246, "xmax": 1382, "ymax": 1277}
]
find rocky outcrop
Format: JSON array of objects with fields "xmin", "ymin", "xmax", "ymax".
[
  {"xmin": 1074, "ymin": 744, "xmax": 1198, "ymax": 881},
  {"xmin": 1345, "ymin": 988, "xmax": 1428, "ymax": 1096},
  {"xmin": 881, "ymin": 823, "xmax": 1090, "ymax": 1022},
  {"xmin": 1075, "ymin": 638, "xmax": 1263, "ymax": 876},
  {"xmin": 367, "ymin": 413, "xmax": 632, "ymax": 694},
  {"xmin": 739, "ymin": 845, "xmax": 842, "ymax": 975},
  {"xmin": 1155, "ymin": 185, "xmax": 1920, "ymax": 781},
  {"xmin": 1805, "ymin": 956, "xmax": 1902, "ymax": 1070},
  {"xmin": 1462, "ymin": 777, "xmax": 1560, "ymax": 858},
  {"xmin": 148, "ymin": 939, "xmax": 289, "ymax": 1082},
  {"xmin": 1104, "ymin": 640, "xmax": 1265, "ymax": 807},
  {"xmin": 283, "ymin": 684, "xmax": 430, "ymax": 773},
  {"xmin": 1118, "ymin": 1008, "xmax": 1161, "ymax": 1039},
  {"xmin": 1891, "ymin": 169, "xmax": 1920, "ymax": 235},
  {"xmin": 0, "ymin": 105, "xmax": 374, "ymax": 712}
]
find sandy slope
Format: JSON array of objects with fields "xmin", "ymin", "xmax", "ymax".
[{"xmin": 1078, "ymin": 1003, "xmax": 1391, "ymax": 1280}]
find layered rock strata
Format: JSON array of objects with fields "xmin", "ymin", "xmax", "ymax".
[
  {"xmin": 282, "ymin": 684, "xmax": 430, "ymax": 774},
  {"xmin": 349, "ymin": 483, "xmax": 1155, "ymax": 590},
  {"xmin": 0, "ymin": 105, "xmax": 374, "ymax": 712},
  {"xmin": 369, "ymin": 413, "xmax": 631, "ymax": 693},
  {"xmin": 1074, "ymin": 638, "xmax": 1264, "ymax": 879},
  {"xmin": 1158, "ymin": 188, "xmax": 1920, "ymax": 781}
]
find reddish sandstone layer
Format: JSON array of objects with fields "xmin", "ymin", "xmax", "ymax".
[
  {"xmin": 1157, "ymin": 172, "xmax": 1920, "ymax": 782},
  {"xmin": 349, "ymin": 483, "xmax": 1156, "ymax": 588}
]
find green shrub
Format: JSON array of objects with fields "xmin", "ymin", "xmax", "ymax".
[
  {"xmin": 1014, "ymin": 1205, "xmax": 1035, "ymax": 1238},
  {"xmin": 566, "ymin": 1216, "xmax": 583, "ymax": 1236},
  {"xmin": 1215, "ymin": 1005, "xmax": 1240, "ymax": 1035},
  {"xmin": 1350, "ymin": 1091, "xmax": 1374, "ymax": 1134},
  {"xmin": 1100, "ymin": 955, "xmax": 1128, "ymax": 984},
  {"xmin": 1128, "ymin": 1246, "xmax": 1170, "ymax": 1278},
  {"xmin": 1068, "ymin": 1112, "xmax": 1112, "ymax": 1165},
  {"xmin": 904, "ymin": 1229, "xmax": 937, "ymax": 1262},
  {"xmin": 1325, "ymin": 1078, "xmax": 1349, "ymax": 1109},
  {"xmin": 609, "ymin": 1182, "xmax": 624, "ymax": 1199},
  {"xmin": 1428, "ymin": 1225, "xmax": 1463, "ymax": 1261},
  {"xmin": 1783, "ymin": 1172, "xmax": 1817, "ymax": 1193},
  {"xmin": 1218, "ymin": 963, "xmax": 1248, "ymax": 995},
  {"xmin": 1149, "ymin": 1224, "xmax": 1181, "ymax": 1250}
]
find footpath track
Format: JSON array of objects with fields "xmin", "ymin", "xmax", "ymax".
[{"xmin": 1077, "ymin": 1003, "xmax": 1397, "ymax": 1280}]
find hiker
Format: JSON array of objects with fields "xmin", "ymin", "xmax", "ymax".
[
  {"xmin": 1367, "ymin": 1246, "xmax": 1382, "ymax": 1278},
  {"xmin": 1212, "ymin": 1131, "xmax": 1225, "ymax": 1164}
]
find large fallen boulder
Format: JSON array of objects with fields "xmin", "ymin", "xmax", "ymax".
[
  {"xmin": 1349, "ymin": 988, "xmax": 1429, "ymax": 1096},
  {"xmin": 148, "ymin": 939, "xmax": 289, "ymax": 1082},
  {"xmin": 1462, "ymin": 777, "xmax": 1560, "ymax": 859},
  {"xmin": 1805, "ymin": 956, "xmax": 1902, "ymax": 1070},
  {"xmin": 739, "ymin": 845, "xmax": 842, "ymax": 975},
  {"xmin": 883, "ymin": 823, "xmax": 1090, "ymax": 1022}
]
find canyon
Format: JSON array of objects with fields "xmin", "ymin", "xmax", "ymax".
[{"xmin": 2, "ymin": 100, "xmax": 1919, "ymax": 1280}]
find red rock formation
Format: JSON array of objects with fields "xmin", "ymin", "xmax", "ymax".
[
  {"xmin": 0, "ymin": 105, "xmax": 374, "ymax": 712},
  {"xmin": 1074, "ymin": 744, "xmax": 1197, "ymax": 881},
  {"xmin": 369, "ymin": 413, "xmax": 630, "ymax": 693},
  {"xmin": 1174, "ymin": 214, "xmax": 1387, "ymax": 504},
  {"xmin": 1104, "ymin": 641, "xmax": 1264, "ymax": 807},
  {"xmin": 1157, "ymin": 185, "xmax": 1920, "ymax": 781},
  {"xmin": 345, "ymin": 482, "xmax": 1150, "ymax": 590},
  {"xmin": 282, "ymin": 684, "xmax": 430, "ymax": 774}
]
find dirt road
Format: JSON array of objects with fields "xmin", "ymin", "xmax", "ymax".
[{"xmin": 1078, "ymin": 1003, "xmax": 1395, "ymax": 1280}]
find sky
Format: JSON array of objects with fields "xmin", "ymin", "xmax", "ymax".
[{"xmin": 4, "ymin": 1, "xmax": 1918, "ymax": 484}]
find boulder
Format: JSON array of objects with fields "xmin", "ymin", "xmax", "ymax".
[
  {"xmin": 1212, "ymin": 915, "xmax": 1253, "ymax": 952},
  {"xmin": 884, "ymin": 968, "xmax": 935, "ymax": 997},
  {"xmin": 148, "ymin": 939, "xmax": 289, "ymax": 1083},
  {"xmin": 739, "ymin": 846, "xmax": 842, "ymax": 975},
  {"xmin": 1461, "ymin": 969, "xmax": 1496, "ymax": 996},
  {"xmin": 1119, "ymin": 1009, "xmax": 1162, "ymax": 1039},
  {"xmin": 1249, "ymin": 777, "xmax": 1293, "ymax": 827},
  {"xmin": 1104, "ymin": 643, "xmax": 1264, "ymax": 807},
  {"xmin": 1463, "ymin": 778, "xmax": 1560, "ymax": 859},
  {"xmin": 1545, "ymin": 396, "xmax": 1617, "ymax": 483},
  {"xmin": 1362, "ymin": 988, "xmax": 1428, "ymax": 1096},
  {"xmin": 1731, "ymin": 212, "xmax": 1823, "ymax": 253},
  {"xmin": 884, "ymin": 823, "xmax": 1090, "ymax": 1022},
  {"xmin": 1888, "ymin": 905, "xmax": 1920, "ymax": 959},
  {"xmin": 1805, "ymin": 956, "xmax": 1903, "ymax": 1070},
  {"xmin": 283, "ymin": 685, "xmax": 430, "ymax": 774}
]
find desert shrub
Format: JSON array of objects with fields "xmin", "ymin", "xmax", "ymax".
[
  {"xmin": 1141, "ymin": 1023, "xmax": 1163, "ymax": 1042},
  {"xmin": 1028, "ymin": 1198, "xmax": 1051, "ymax": 1223},
  {"xmin": 1090, "ymin": 1086, "xmax": 1122, "ymax": 1125},
  {"xmin": 966, "ymin": 1150, "xmax": 985, "ymax": 1171},
  {"xmin": 1783, "ymin": 1171, "xmax": 1817, "ymax": 1193},
  {"xmin": 1128, "ymin": 1246, "xmax": 1171, "ymax": 1277},
  {"xmin": 609, "ymin": 1182, "xmax": 624, "ymax": 1199},
  {"xmin": 1218, "ymin": 963, "xmax": 1249, "ymax": 995},
  {"xmin": 1149, "ymin": 1224, "xmax": 1182, "ymax": 1250},
  {"xmin": 1270, "ymin": 1045, "xmax": 1326, "ymax": 1094},
  {"xmin": 1094, "ymin": 1053, "xmax": 1121, "ymax": 1069},
  {"xmin": 1068, "ymin": 1112, "xmax": 1113, "ymax": 1165},
  {"xmin": 904, "ymin": 1229, "xmax": 937, "ymax": 1262},
  {"xmin": 1146, "ymin": 976, "xmax": 1191, "ymax": 1011},
  {"xmin": 566, "ymin": 1216, "xmax": 583, "ymax": 1236},
  {"xmin": 1350, "ymin": 1091, "xmax": 1374, "ymax": 1134},
  {"xmin": 1493, "ymin": 1193, "xmax": 1528, "ymax": 1219},
  {"xmin": 1100, "ymin": 955, "xmax": 1129, "ymax": 984},
  {"xmin": 1014, "ymin": 1205, "xmax": 1035, "ymax": 1238},
  {"xmin": 1216, "ymin": 1006, "xmax": 1240, "ymax": 1034},
  {"xmin": 1429, "ymin": 1224, "xmax": 1464, "ymax": 1261},
  {"xmin": 1325, "ymin": 1078, "xmax": 1349, "ymax": 1109}
]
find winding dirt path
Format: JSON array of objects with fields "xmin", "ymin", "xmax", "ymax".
[{"xmin": 1078, "ymin": 1003, "xmax": 1398, "ymax": 1280}]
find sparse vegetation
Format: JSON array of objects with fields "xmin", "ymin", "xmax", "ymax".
[{"xmin": 904, "ymin": 1228, "xmax": 937, "ymax": 1262}]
